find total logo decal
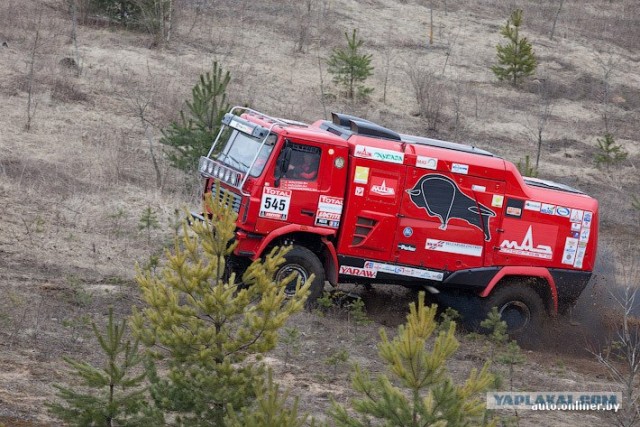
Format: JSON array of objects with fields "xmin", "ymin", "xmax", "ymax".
[{"xmin": 499, "ymin": 225, "xmax": 554, "ymax": 260}]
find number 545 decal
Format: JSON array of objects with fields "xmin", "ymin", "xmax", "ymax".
[{"xmin": 259, "ymin": 187, "xmax": 292, "ymax": 220}]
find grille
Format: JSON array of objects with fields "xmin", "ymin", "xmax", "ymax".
[{"xmin": 210, "ymin": 181, "xmax": 242, "ymax": 213}]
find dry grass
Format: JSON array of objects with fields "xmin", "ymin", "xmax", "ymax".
[{"xmin": 0, "ymin": 0, "xmax": 638, "ymax": 425}]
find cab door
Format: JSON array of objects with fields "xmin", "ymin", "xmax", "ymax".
[{"xmin": 255, "ymin": 139, "xmax": 348, "ymax": 232}]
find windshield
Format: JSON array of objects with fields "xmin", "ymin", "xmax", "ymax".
[{"xmin": 216, "ymin": 129, "xmax": 276, "ymax": 177}]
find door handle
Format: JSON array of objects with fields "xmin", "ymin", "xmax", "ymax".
[{"xmin": 301, "ymin": 210, "xmax": 315, "ymax": 217}]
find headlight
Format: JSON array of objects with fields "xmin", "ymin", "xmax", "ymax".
[{"xmin": 224, "ymin": 169, "xmax": 231, "ymax": 182}]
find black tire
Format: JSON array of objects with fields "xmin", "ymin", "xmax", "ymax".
[
  {"xmin": 274, "ymin": 245, "xmax": 325, "ymax": 308},
  {"xmin": 485, "ymin": 285, "xmax": 546, "ymax": 338}
]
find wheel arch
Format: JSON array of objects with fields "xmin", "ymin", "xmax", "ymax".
[
  {"xmin": 256, "ymin": 228, "xmax": 338, "ymax": 286},
  {"xmin": 481, "ymin": 267, "xmax": 558, "ymax": 315}
]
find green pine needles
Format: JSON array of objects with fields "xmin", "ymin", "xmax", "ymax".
[
  {"xmin": 131, "ymin": 187, "xmax": 311, "ymax": 425},
  {"xmin": 161, "ymin": 61, "xmax": 231, "ymax": 171},
  {"xmin": 47, "ymin": 307, "xmax": 162, "ymax": 426},
  {"xmin": 492, "ymin": 9, "xmax": 537, "ymax": 86},
  {"xmin": 327, "ymin": 29, "xmax": 374, "ymax": 100},
  {"xmin": 330, "ymin": 292, "xmax": 494, "ymax": 426}
]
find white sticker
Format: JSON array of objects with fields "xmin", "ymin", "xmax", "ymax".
[
  {"xmin": 339, "ymin": 265, "xmax": 377, "ymax": 278},
  {"xmin": 451, "ymin": 163, "xmax": 469, "ymax": 174},
  {"xmin": 579, "ymin": 228, "xmax": 590, "ymax": 243},
  {"xmin": 555, "ymin": 206, "xmax": 570, "ymax": 217},
  {"xmin": 571, "ymin": 222, "xmax": 581, "ymax": 232},
  {"xmin": 492, "ymin": 195, "xmax": 504, "ymax": 208},
  {"xmin": 363, "ymin": 261, "xmax": 443, "ymax": 281},
  {"xmin": 317, "ymin": 195, "xmax": 343, "ymax": 214},
  {"xmin": 425, "ymin": 239, "xmax": 483, "ymax": 257},
  {"xmin": 570, "ymin": 209, "xmax": 584, "ymax": 223},
  {"xmin": 416, "ymin": 156, "xmax": 438, "ymax": 170},
  {"xmin": 259, "ymin": 188, "xmax": 291, "ymax": 220},
  {"xmin": 562, "ymin": 237, "xmax": 579, "ymax": 265},
  {"xmin": 524, "ymin": 201, "xmax": 541, "ymax": 211},
  {"xmin": 541, "ymin": 203, "xmax": 555, "ymax": 215},
  {"xmin": 582, "ymin": 211, "xmax": 593, "ymax": 229},
  {"xmin": 355, "ymin": 187, "xmax": 364, "ymax": 196},
  {"xmin": 472, "ymin": 185, "xmax": 486, "ymax": 192},
  {"xmin": 573, "ymin": 247, "xmax": 587, "ymax": 269},
  {"xmin": 354, "ymin": 145, "xmax": 404, "ymax": 164}
]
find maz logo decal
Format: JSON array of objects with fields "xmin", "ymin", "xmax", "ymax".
[
  {"xmin": 407, "ymin": 174, "xmax": 496, "ymax": 241},
  {"xmin": 500, "ymin": 225, "xmax": 553, "ymax": 259}
]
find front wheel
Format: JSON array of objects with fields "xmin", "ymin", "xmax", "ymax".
[
  {"xmin": 485, "ymin": 285, "xmax": 546, "ymax": 338},
  {"xmin": 274, "ymin": 245, "xmax": 325, "ymax": 308}
]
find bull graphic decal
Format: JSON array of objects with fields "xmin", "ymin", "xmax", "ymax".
[{"xmin": 408, "ymin": 174, "xmax": 496, "ymax": 241}]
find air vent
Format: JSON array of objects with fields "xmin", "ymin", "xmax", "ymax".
[{"xmin": 351, "ymin": 217, "xmax": 377, "ymax": 246}]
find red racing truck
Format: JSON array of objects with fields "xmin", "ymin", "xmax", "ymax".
[{"xmin": 195, "ymin": 107, "xmax": 598, "ymax": 333}]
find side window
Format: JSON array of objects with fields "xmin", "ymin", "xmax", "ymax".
[{"xmin": 284, "ymin": 144, "xmax": 321, "ymax": 181}]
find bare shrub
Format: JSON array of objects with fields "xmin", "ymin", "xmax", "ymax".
[
  {"xmin": 590, "ymin": 246, "xmax": 640, "ymax": 427},
  {"xmin": 405, "ymin": 63, "xmax": 447, "ymax": 131}
]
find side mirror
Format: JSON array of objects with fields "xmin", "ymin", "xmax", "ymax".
[{"xmin": 274, "ymin": 141, "xmax": 292, "ymax": 187}]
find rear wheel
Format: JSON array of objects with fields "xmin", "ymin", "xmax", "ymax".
[
  {"xmin": 485, "ymin": 285, "xmax": 546, "ymax": 337},
  {"xmin": 274, "ymin": 245, "xmax": 325, "ymax": 308}
]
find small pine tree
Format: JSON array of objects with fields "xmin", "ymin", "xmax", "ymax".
[
  {"xmin": 161, "ymin": 61, "xmax": 231, "ymax": 171},
  {"xmin": 47, "ymin": 307, "xmax": 162, "ymax": 426},
  {"xmin": 225, "ymin": 370, "xmax": 310, "ymax": 427},
  {"xmin": 327, "ymin": 29, "xmax": 374, "ymax": 100},
  {"xmin": 138, "ymin": 206, "xmax": 159, "ymax": 245},
  {"xmin": 491, "ymin": 9, "xmax": 537, "ymax": 86},
  {"xmin": 330, "ymin": 292, "xmax": 494, "ymax": 426},
  {"xmin": 132, "ymin": 186, "xmax": 311, "ymax": 426},
  {"xmin": 595, "ymin": 133, "xmax": 628, "ymax": 171}
]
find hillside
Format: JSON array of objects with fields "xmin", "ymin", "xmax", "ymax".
[{"xmin": 0, "ymin": 0, "xmax": 638, "ymax": 425}]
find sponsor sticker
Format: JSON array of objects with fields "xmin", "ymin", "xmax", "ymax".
[
  {"xmin": 259, "ymin": 187, "xmax": 292, "ymax": 220},
  {"xmin": 354, "ymin": 166, "xmax": 369, "ymax": 184},
  {"xmin": 370, "ymin": 177, "xmax": 397, "ymax": 197},
  {"xmin": 339, "ymin": 265, "xmax": 377, "ymax": 278},
  {"xmin": 541, "ymin": 203, "xmax": 555, "ymax": 215},
  {"xmin": 425, "ymin": 239, "xmax": 483, "ymax": 257},
  {"xmin": 364, "ymin": 261, "xmax": 444, "ymax": 281},
  {"xmin": 579, "ymin": 228, "xmax": 590, "ymax": 243},
  {"xmin": 492, "ymin": 195, "xmax": 505, "ymax": 208},
  {"xmin": 398, "ymin": 243, "xmax": 416, "ymax": 252},
  {"xmin": 403, "ymin": 227, "xmax": 413, "ymax": 237},
  {"xmin": 574, "ymin": 247, "xmax": 587, "ymax": 268},
  {"xmin": 562, "ymin": 237, "xmax": 579, "ymax": 265},
  {"xmin": 571, "ymin": 222, "xmax": 581, "ymax": 232},
  {"xmin": 354, "ymin": 145, "xmax": 404, "ymax": 164},
  {"xmin": 582, "ymin": 211, "xmax": 593, "ymax": 229},
  {"xmin": 355, "ymin": 187, "xmax": 364, "ymax": 196},
  {"xmin": 570, "ymin": 209, "xmax": 584, "ymax": 223},
  {"xmin": 499, "ymin": 224, "xmax": 555, "ymax": 260},
  {"xmin": 506, "ymin": 207, "xmax": 522, "ymax": 217},
  {"xmin": 451, "ymin": 163, "xmax": 469, "ymax": 174},
  {"xmin": 416, "ymin": 156, "xmax": 438, "ymax": 170},
  {"xmin": 555, "ymin": 206, "xmax": 571, "ymax": 217},
  {"xmin": 524, "ymin": 201, "xmax": 541, "ymax": 211},
  {"xmin": 315, "ymin": 196, "xmax": 343, "ymax": 228},
  {"xmin": 472, "ymin": 185, "xmax": 486, "ymax": 192}
]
